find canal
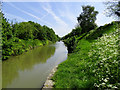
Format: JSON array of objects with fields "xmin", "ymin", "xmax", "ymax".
[{"xmin": 2, "ymin": 41, "xmax": 68, "ymax": 88}]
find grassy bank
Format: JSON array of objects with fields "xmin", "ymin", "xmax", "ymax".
[{"xmin": 52, "ymin": 21, "xmax": 120, "ymax": 89}]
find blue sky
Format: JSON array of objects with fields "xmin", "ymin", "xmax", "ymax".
[{"xmin": 2, "ymin": 1, "xmax": 115, "ymax": 37}]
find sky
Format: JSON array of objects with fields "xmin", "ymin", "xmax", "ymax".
[{"xmin": 2, "ymin": 1, "xmax": 115, "ymax": 37}]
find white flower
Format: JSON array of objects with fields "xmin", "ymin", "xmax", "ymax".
[
  {"xmin": 107, "ymin": 84, "xmax": 112, "ymax": 87},
  {"xmin": 102, "ymin": 83, "xmax": 105, "ymax": 86},
  {"xmin": 112, "ymin": 86, "xmax": 118, "ymax": 89},
  {"xmin": 104, "ymin": 78, "xmax": 108, "ymax": 82}
]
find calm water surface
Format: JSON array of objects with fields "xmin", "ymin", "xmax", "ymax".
[{"xmin": 2, "ymin": 41, "xmax": 68, "ymax": 88}]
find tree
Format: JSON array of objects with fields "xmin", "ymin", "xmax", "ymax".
[
  {"xmin": 43, "ymin": 25, "xmax": 58, "ymax": 42},
  {"xmin": 71, "ymin": 27, "xmax": 82, "ymax": 36},
  {"xmin": 34, "ymin": 24, "xmax": 47, "ymax": 41},
  {"xmin": 105, "ymin": 0, "xmax": 120, "ymax": 18},
  {"xmin": 77, "ymin": 5, "xmax": 98, "ymax": 34},
  {"xmin": 1, "ymin": 13, "xmax": 59, "ymax": 60},
  {"xmin": 15, "ymin": 22, "xmax": 34, "ymax": 40},
  {"xmin": 1, "ymin": 13, "xmax": 13, "ymax": 59}
]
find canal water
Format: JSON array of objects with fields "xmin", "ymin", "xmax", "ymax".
[{"xmin": 2, "ymin": 41, "xmax": 68, "ymax": 88}]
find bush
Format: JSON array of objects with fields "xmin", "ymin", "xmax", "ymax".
[{"xmin": 64, "ymin": 36, "xmax": 77, "ymax": 53}]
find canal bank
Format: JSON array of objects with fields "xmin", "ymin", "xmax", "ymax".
[
  {"xmin": 2, "ymin": 41, "xmax": 68, "ymax": 88},
  {"xmin": 42, "ymin": 65, "xmax": 58, "ymax": 89}
]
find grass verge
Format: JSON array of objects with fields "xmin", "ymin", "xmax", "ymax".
[{"xmin": 52, "ymin": 22, "xmax": 119, "ymax": 89}]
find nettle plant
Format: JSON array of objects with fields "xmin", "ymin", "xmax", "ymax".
[{"xmin": 88, "ymin": 29, "xmax": 119, "ymax": 89}]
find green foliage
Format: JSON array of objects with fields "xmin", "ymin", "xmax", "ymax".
[
  {"xmin": 63, "ymin": 36, "xmax": 77, "ymax": 53},
  {"xmin": 52, "ymin": 22, "xmax": 119, "ymax": 89},
  {"xmin": 32, "ymin": 22, "xmax": 47, "ymax": 41},
  {"xmin": 43, "ymin": 25, "xmax": 58, "ymax": 42},
  {"xmin": 14, "ymin": 22, "xmax": 34, "ymax": 40},
  {"xmin": 77, "ymin": 5, "xmax": 98, "ymax": 33},
  {"xmin": 61, "ymin": 27, "xmax": 82, "ymax": 53},
  {"xmin": 89, "ymin": 29, "xmax": 119, "ymax": 89},
  {"xmin": 85, "ymin": 21, "xmax": 119, "ymax": 40},
  {"xmin": 105, "ymin": 1, "xmax": 120, "ymax": 18},
  {"xmin": 62, "ymin": 21, "xmax": 119, "ymax": 54},
  {"xmin": 2, "ymin": 13, "xmax": 59, "ymax": 60},
  {"xmin": 56, "ymin": 35, "xmax": 61, "ymax": 41},
  {"xmin": 62, "ymin": 27, "xmax": 82, "ymax": 40},
  {"xmin": 52, "ymin": 39, "xmax": 95, "ymax": 88},
  {"xmin": 62, "ymin": 5, "xmax": 99, "ymax": 53},
  {"xmin": 2, "ymin": 15, "xmax": 12, "ymax": 41}
]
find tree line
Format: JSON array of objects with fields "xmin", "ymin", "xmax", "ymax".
[{"xmin": 1, "ymin": 12, "xmax": 60, "ymax": 60}]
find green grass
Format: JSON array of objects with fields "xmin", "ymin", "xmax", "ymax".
[
  {"xmin": 85, "ymin": 21, "xmax": 118, "ymax": 40},
  {"xmin": 52, "ymin": 39, "xmax": 96, "ymax": 88},
  {"xmin": 52, "ymin": 22, "xmax": 119, "ymax": 89}
]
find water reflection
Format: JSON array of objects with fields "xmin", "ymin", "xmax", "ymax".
[{"xmin": 2, "ymin": 45, "xmax": 56, "ymax": 88}]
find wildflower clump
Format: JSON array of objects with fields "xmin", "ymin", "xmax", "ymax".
[{"xmin": 88, "ymin": 29, "xmax": 119, "ymax": 89}]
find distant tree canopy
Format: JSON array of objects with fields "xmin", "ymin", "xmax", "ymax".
[
  {"xmin": 77, "ymin": 5, "xmax": 98, "ymax": 34},
  {"xmin": 105, "ymin": 0, "xmax": 120, "ymax": 18},
  {"xmin": 1, "ymin": 12, "xmax": 59, "ymax": 60},
  {"xmin": 61, "ymin": 26, "xmax": 82, "ymax": 40},
  {"xmin": 2, "ymin": 13, "xmax": 12, "ymax": 41},
  {"xmin": 10, "ymin": 21, "xmax": 58, "ymax": 42}
]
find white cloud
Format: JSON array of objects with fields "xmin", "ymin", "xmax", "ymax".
[
  {"xmin": 4, "ymin": 2, "xmax": 71, "ymax": 36},
  {"xmin": 96, "ymin": 11, "xmax": 114, "ymax": 26},
  {"xmin": 7, "ymin": 2, "xmax": 52, "ymax": 26},
  {"xmin": 53, "ymin": 25, "xmax": 72, "ymax": 37},
  {"xmin": 42, "ymin": 3, "xmax": 68, "ymax": 26},
  {"xmin": 26, "ymin": 6, "xmax": 45, "ymax": 16},
  {"xmin": 42, "ymin": 3, "xmax": 72, "ymax": 36},
  {"xmin": 58, "ymin": 4, "xmax": 77, "ymax": 25},
  {"xmin": 41, "ymin": 13, "xmax": 49, "ymax": 19},
  {"xmin": 4, "ymin": 13, "xmax": 27, "ymax": 22},
  {"xmin": 19, "ymin": 3, "xmax": 50, "ymax": 21}
]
